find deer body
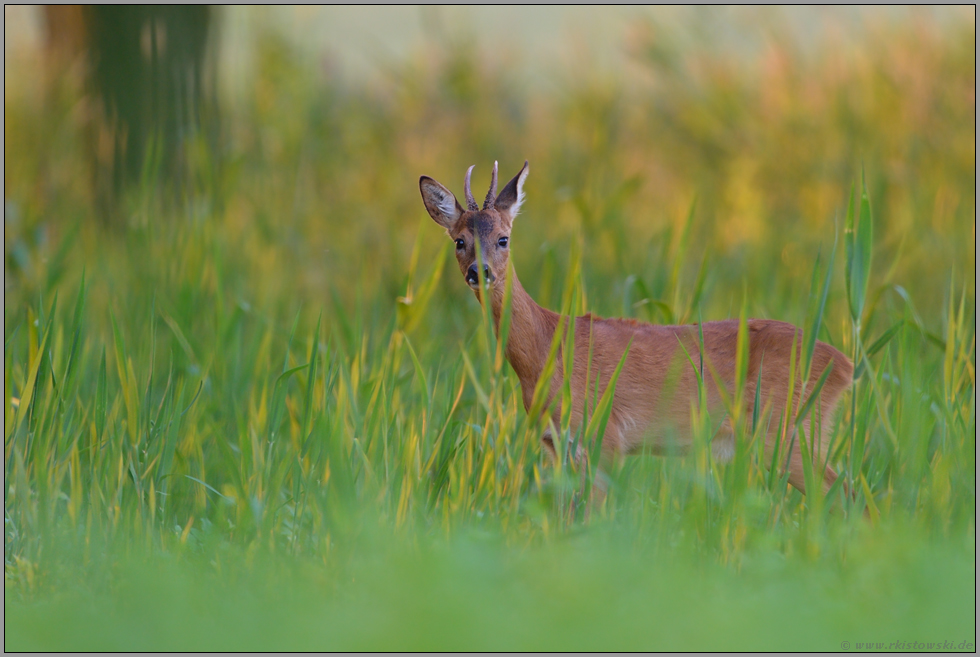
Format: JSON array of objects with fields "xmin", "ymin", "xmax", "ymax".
[{"xmin": 420, "ymin": 161, "xmax": 853, "ymax": 497}]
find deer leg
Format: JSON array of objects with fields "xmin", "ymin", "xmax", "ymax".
[
  {"xmin": 577, "ymin": 426, "xmax": 630, "ymax": 520},
  {"xmin": 771, "ymin": 420, "xmax": 841, "ymax": 498},
  {"xmin": 808, "ymin": 418, "xmax": 847, "ymax": 498},
  {"xmin": 782, "ymin": 449, "xmax": 836, "ymax": 496},
  {"xmin": 711, "ymin": 418, "xmax": 736, "ymax": 463},
  {"xmin": 540, "ymin": 427, "xmax": 598, "ymax": 519},
  {"xmin": 541, "ymin": 423, "xmax": 621, "ymax": 521},
  {"xmin": 541, "ymin": 429, "xmax": 557, "ymax": 461},
  {"xmin": 785, "ymin": 450, "xmax": 807, "ymax": 494}
]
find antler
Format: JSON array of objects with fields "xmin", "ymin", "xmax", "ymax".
[
  {"xmin": 463, "ymin": 165, "xmax": 479, "ymax": 211},
  {"xmin": 483, "ymin": 161, "xmax": 499, "ymax": 210}
]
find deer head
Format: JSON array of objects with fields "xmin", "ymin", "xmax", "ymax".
[{"xmin": 419, "ymin": 160, "xmax": 529, "ymax": 295}]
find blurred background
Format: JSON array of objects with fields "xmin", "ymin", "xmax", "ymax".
[{"xmin": 5, "ymin": 6, "xmax": 974, "ymax": 331}]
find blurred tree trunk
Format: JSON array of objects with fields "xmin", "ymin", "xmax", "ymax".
[{"xmin": 43, "ymin": 5, "xmax": 219, "ymax": 224}]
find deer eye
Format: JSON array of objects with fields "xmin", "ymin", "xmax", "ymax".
[
  {"xmin": 497, "ymin": 236, "xmax": 509, "ymax": 248},
  {"xmin": 455, "ymin": 238, "xmax": 465, "ymax": 250}
]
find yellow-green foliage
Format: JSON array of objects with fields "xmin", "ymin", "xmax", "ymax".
[{"xmin": 3, "ymin": 11, "xmax": 975, "ymax": 650}]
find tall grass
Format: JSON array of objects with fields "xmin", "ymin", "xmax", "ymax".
[{"xmin": 4, "ymin": 9, "xmax": 975, "ymax": 650}]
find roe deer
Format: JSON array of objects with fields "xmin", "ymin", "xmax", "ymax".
[{"xmin": 419, "ymin": 161, "xmax": 853, "ymax": 501}]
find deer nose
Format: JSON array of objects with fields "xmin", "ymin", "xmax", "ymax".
[{"xmin": 466, "ymin": 264, "xmax": 494, "ymax": 287}]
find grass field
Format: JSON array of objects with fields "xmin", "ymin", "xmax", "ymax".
[{"xmin": 4, "ymin": 9, "xmax": 976, "ymax": 650}]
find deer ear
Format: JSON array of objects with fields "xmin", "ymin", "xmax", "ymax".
[
  {"xmin": 420, "ymin": 176, "xmax": 464, "ymax": 230},
  {"xmin": 494, "ymin": 161, "xmax": 529, "ymax": 220}
]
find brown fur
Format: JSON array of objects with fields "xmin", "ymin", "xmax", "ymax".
[{"xmin": 420, "ymin": 162, "xmax": 853, "ymax": 498}]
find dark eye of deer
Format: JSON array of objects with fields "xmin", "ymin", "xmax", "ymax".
[
  {"xmin": 455, "ymin": 239, "xmax": 465, "ymax": 250},
  {"xmin": 497, "ymin": 236, "xmax": 509, "ymax": 248}
]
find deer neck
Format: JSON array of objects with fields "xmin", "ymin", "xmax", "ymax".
[{"xmin": 489, "ymin": 271, "xmax": 559, "ymax": 406}]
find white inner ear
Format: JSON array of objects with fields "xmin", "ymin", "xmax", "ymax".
[
  {"xmin": 510, "ymin": 168, "xmax": 529, "ymax": 218},
  {"xmin": 434, "ymin": 190, "xmax": 457, "ymax": 221}
]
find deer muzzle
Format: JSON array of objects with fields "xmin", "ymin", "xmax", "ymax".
[{"xmin": 466, "ymin": 263, "xmax": 494, "ymax": 289}]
